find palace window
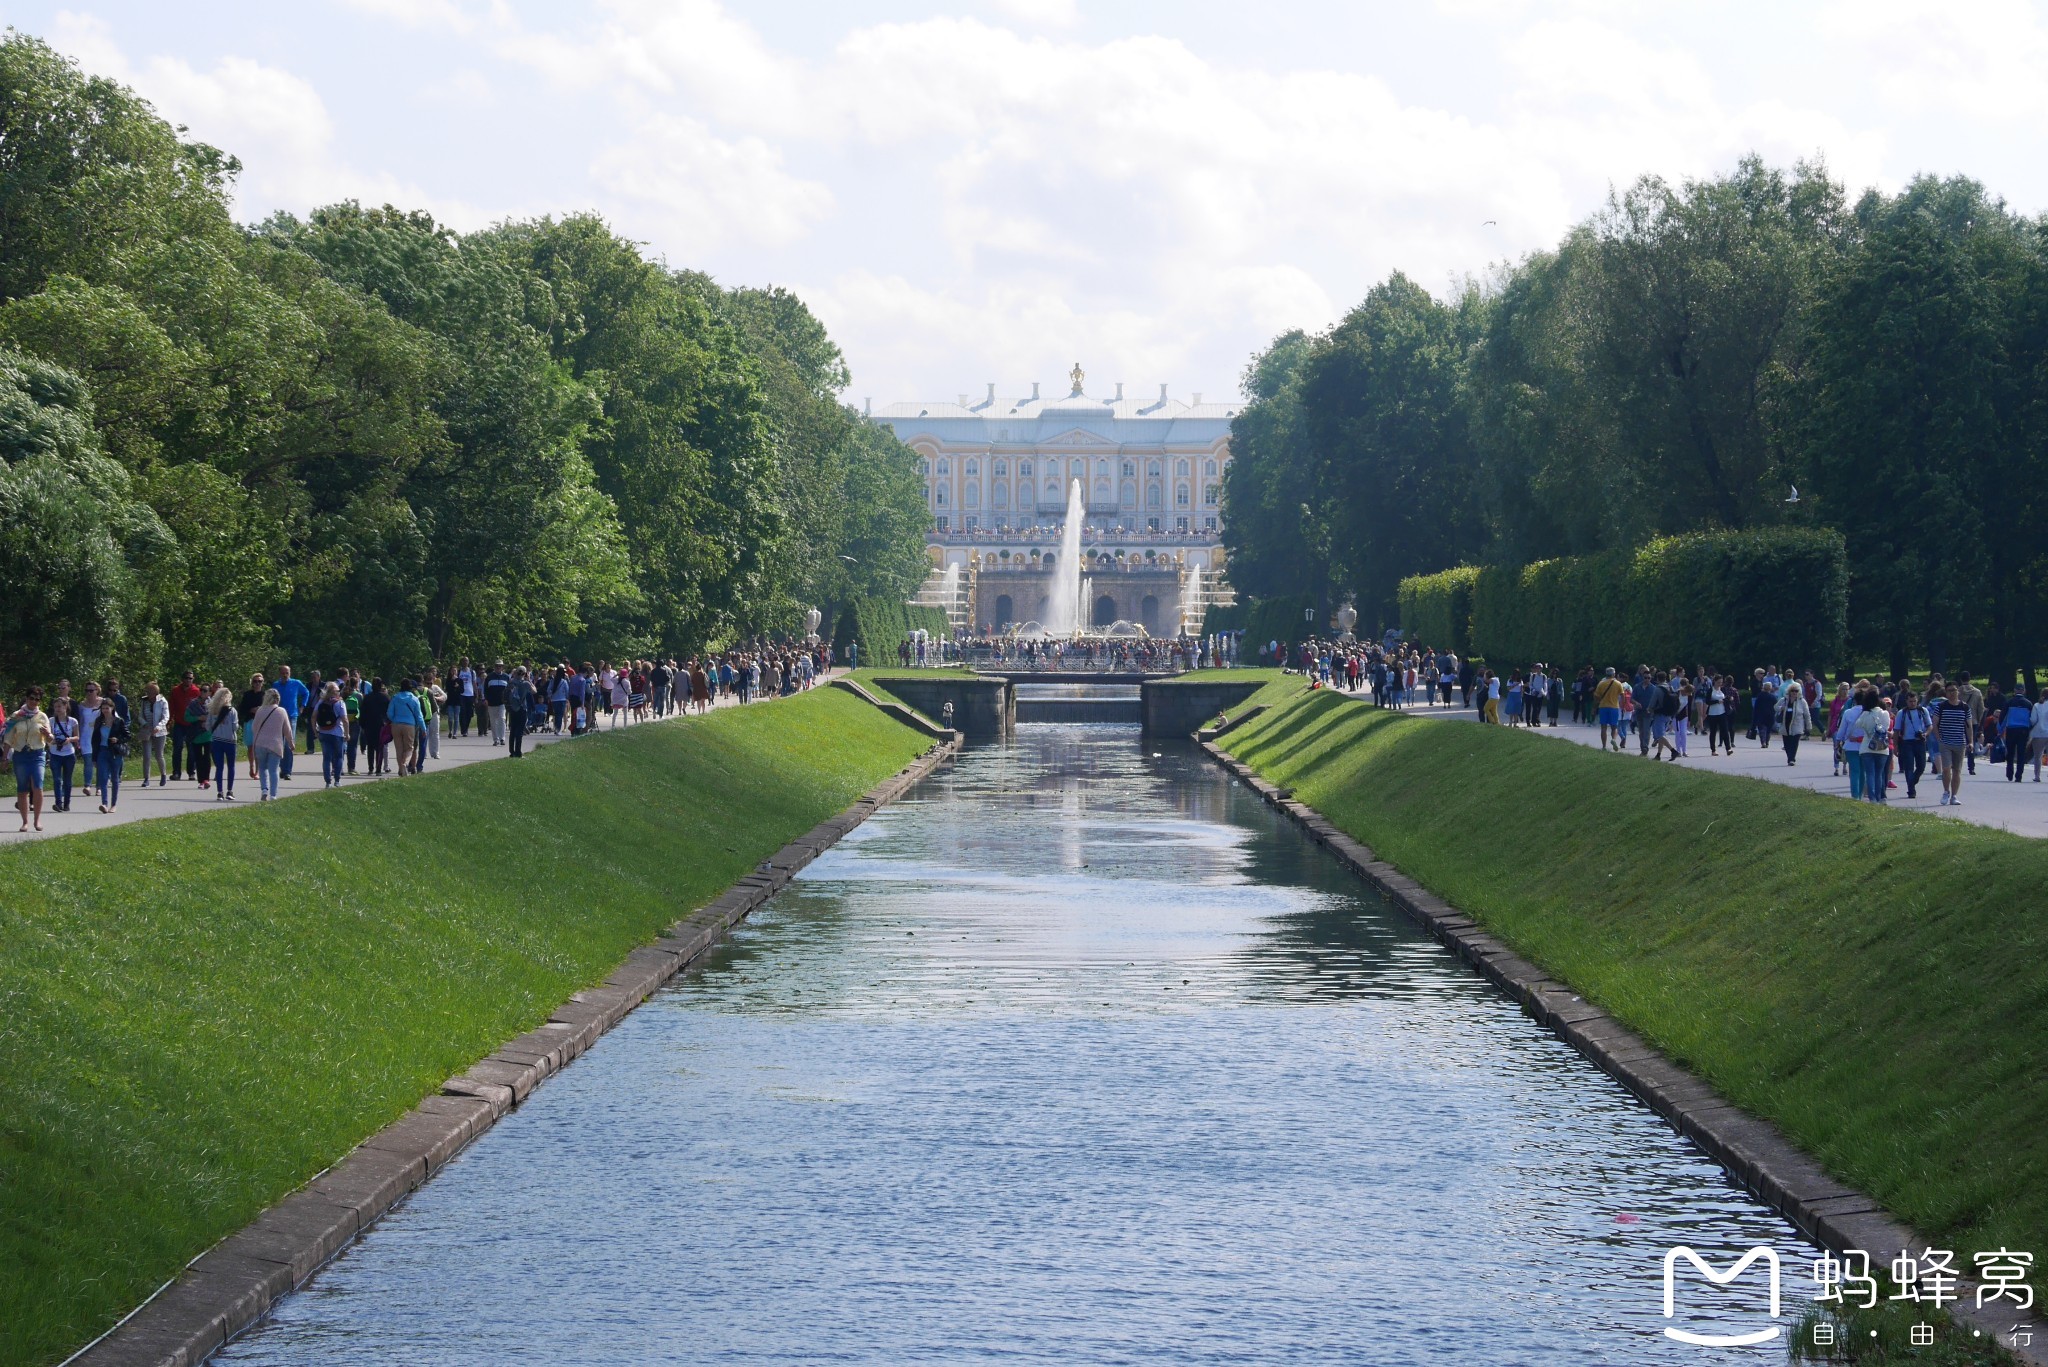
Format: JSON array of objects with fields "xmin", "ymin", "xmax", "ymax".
[
  {"xmin": 966, "ymin": 516, "xmax": 978, "ymax": 530},
  {"xmin": 1204, "ymin": 515, "xmax": 1217, "ymax": 530},
  {"xmin": 935, "ymin": 487, "xmax": 949, "ymax": 507},
  {"xmin": 917, "ymin": 459, "xmax": 928, "ymax": 476},
  {"xmin": 1176, "ymin": 516, "xmax": 1189, "ymax": 533},
  {"xmin": 1204, "ymin": 459, "xmax": 1217, "ymax": 476},
  {"xmin": 1177, "ymin": 460, "xmax": 1190, "ymax": 477},
  {"xmin": 936, "ymin": 515, "xmax": 949, "ymax": 530},
  {"xmin": 965, "ymin": 460, "xmax": 978, "ymax": 476},
  {"xmin": 1121, "ymin": 481, "xmax": 1136, "ymax": 507},
  {"xmin": 992, "ymin": 484, "xmax": 1008, "ymax": 510},
  {"xmin": 994, "ymin": 461, "xmax": 1007, "ymax": 476},
  {"xmin": 1175, "ymin": 483, "xmax": 1190, "ymax": 507},
  {"xmin": 1148, "ymin": 461, "xmax": 1161, "ymax": 477},
  {"xmin": 1019, "ymin": 461, "xmax": 1033, "ymax": 476},
  {"xmin": 1121, "ymin": 461, "xmax": 1135, "ymax": 477},
  {"xmin": 1204, "ymin": 483, "xmax": 1220, "ymax": 504},
  {"xmin": 964, "ymin": 484, "xmax": 979, "ymax": 508},
  {"xmin": 937, "ymin": 459, "xmax": 951, "ymax": 476},
  {"xmin": 1146, "ymin": 483, "xmax": 1162, "ymax": 509},
  {"xmin": 1096, "ymin": 460, "xmax": 1109, "ymax": 477}
]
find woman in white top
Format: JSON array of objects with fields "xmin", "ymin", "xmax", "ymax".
[
  {"xmin": 137, "ymin": 682, "xmax": 171, "ymax": 786},
  {"xmin": 1857, "ymin": 691, "xmax": 1893, "ymax": 804},
  {"xmin": 251, "ymin": 688, "xmax": 292, "ymax": 801}
]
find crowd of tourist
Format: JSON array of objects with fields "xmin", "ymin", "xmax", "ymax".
[
  {"xmin": 956, "ymin": 632, "xmax": 1236, "ymax": 672},
  {"xmin": 1, "ymin": 642, "xmax": 835, "ymax": 833},
  {"xmin": 1274, "ymin": 635, "xmax": 2048, "ymax": 810}
]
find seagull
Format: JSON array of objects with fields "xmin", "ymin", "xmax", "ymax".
[
  {"xmin": 1482, "ymin": 219, "xmax": 1497, "ymax": 226},
  {"xmin": 1785, "ymin": 486, "xmax": 1800, "ymax": 504}
]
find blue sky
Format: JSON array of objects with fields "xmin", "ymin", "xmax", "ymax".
[{"xmin": 9, "ymin": 1, "xmax": 2046, "ymax": 403}]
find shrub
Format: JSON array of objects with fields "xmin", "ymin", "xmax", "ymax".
[
  {"xmin": 833, "ymin": 597, "xmax": 950, "ymax": 665},
  {"xmin": 1408, "ymin": 528, "xmax": 1848, "ymax": 672}
]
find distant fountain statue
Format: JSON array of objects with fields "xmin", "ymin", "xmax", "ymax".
[{"xmin": 804, "ymin": 606, "xmax": 822, "ymax": 640}]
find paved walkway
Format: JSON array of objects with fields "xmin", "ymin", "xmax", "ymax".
[
  {"xmin": 2, "ymin": 680, "xmax": 836, "ymax": 846},
  {"xmin": 1321, "ymin": 688, "xmax": 2048, "ymax": 838}
]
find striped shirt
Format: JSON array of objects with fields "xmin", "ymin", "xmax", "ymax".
[{"xmin": 1932, "ymin": 700, "xmax": 1971, "ymax": 747}]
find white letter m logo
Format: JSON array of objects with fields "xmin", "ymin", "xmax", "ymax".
[{"xmin": 1663, "ymin": 1245, "xmax": 1782, "ymax": 1346}]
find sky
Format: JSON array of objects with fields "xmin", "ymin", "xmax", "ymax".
[{"xmin": 8, "ymin": 0, "xmax": 2048, "ymax": 405}]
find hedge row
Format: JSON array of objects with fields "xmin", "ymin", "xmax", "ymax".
[
  {"xmin": 833, "ymin": 598, "xmax": 951, "ymax": 666},
  {"xmin": 1400, "ymin": 528, "xmax": 1848, "ymax": 670},
  {"xmin": 1394, "ymin": 567, "xmax": 1478, "ymax": 655}
]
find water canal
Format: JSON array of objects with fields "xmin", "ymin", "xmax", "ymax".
[{"xmin": 219, "ymin": 725, "xmax": 1818, "ymax": 1365}]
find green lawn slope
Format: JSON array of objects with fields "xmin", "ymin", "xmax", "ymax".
[
  {"xmin": 0, "ymin": 688, "xmax": 930, "ymax": 1367},
  {"xmin": 1219, "ymin": 689, "xmax": 2046, "ymax": 1264}
]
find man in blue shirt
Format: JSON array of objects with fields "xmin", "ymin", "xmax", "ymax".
[
  {"xmin": 273, "ymin": 665, "xmax": 310, "ymax": 781},
  {"xmin": 1630, "ymin": 669, "xmax": 1662, "ymax": 756}
]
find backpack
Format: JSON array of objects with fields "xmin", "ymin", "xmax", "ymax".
[{"xmin": 316, "ymin": 699, "xmax": 342, "ymax": 730}]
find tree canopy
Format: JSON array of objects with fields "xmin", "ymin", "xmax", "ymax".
[
  {"xmin": 1227, "ymin": 155, "xmax": 2048, "ymax": 678},
  {"xmin": 0, "ymin": 32, "xmax": 929, "ymax": 691}
]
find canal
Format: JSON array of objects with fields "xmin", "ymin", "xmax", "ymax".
[{"xmin": 219, "ymin": 725, "xmax": 1817, "ymax": 1365}]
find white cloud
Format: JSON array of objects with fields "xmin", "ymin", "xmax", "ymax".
[
  {"xmin": 1819, "ymin": 0, "xmax": 2048, "ymax": 122},
  {"xmin": 987, "ymin": 0, "xmax": 1080, "ymax": 29},
  {"xmin": 49, "ymin": 10, "xmax": 489, "ymax": 227},
  {"xmin": 591, "ymin": 114, "xmax": 833, "ymax": 252}
]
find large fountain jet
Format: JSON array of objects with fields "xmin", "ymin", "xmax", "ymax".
[{"xmin": 1046, "ymin": 479, "xmax": 1084, "ymax": 636}]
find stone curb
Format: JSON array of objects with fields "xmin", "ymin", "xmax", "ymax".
[
  {"xmin": 71, "ymin": 734, "xmax": 961, "ymax": 1367},
  {"xmin": 1199, "ymin": 738, "xmax": 2047, "ymax": 1364}
]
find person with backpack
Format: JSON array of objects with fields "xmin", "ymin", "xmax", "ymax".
[
  {"xmin": 1857, "ymin": 689, "xmax": 1894, "ymax": 803},
  {"xmin": 136, "ymin": 681, "xmax": 169, "ymax": 787},
  {"xmin": 1893, "ymin": 689, "xmax": 1931, "ymax": 799},
  {"xmin": 313, "ymin": 683, "xmax": 349, "ymax": 787}
]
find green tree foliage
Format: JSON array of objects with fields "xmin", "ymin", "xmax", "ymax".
[
  {"xmin": 0, "ymin": 350, "xmax": 169, "ymax": 683},
  {"xmin": 1232, "ymin": 154, "xmax": 2045, "ymax": 675},
  {"xmin": 0, "ymin": 33, "xmax": 930, "ymax": 693}
]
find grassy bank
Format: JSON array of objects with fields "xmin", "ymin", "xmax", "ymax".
[
  {"xmin": 0, "ymin": 689, "xmax": 930, "ymax": 1367},
  {"xmin": 1218, "ymin": 688, "xmax": 2047, "ymax": 1265}
]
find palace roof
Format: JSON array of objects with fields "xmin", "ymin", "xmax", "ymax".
[{"xmin": 869, "ymin": 382, "xmax": 1237, "ymax": 447}]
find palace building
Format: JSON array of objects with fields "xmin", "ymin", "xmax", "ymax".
[{"xmin": 867, "ymin": 365, "xmax": 1236, "ymax": 636}]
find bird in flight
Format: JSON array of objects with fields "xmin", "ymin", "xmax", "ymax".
[
  {"xmin": 1482, "ymin": 219, "xmax": 1497, "ymax": 226},
  {"xmin": 1785, "ymin": 485, "xmax": 1800, "ymax": 504}
]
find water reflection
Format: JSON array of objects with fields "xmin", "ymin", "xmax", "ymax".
[{"xmin": 219, "ymin": 726, "xmax": 1817, "ymax": 1366}]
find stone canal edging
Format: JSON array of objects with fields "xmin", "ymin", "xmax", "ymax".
[
  {"xmin": 1197, "ymin": 738, "xmax": 2048, "ymax": 1363},
  {"xmin": 70, "ymin": 733, "xmax": 962, "ymax": 1367}
]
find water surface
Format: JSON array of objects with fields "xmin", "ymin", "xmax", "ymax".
[{"xmin": 220, "ymin": 726, "xmax": 1815, "ymax": 1365}]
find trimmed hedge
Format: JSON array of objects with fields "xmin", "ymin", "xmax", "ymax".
[
  {"xmin": 833, "ymin": 597, "xmax": 950, "ymax": 666},
  {"xmin": 1395, "ymin": 567, "xmax": 1478, "ymax": 654},
  {"xmin": 1403, "ymin": 528, "xmax": 1847, "ymax": 671}
]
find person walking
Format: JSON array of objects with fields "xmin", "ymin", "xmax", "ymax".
[
  {"xmin": 507, "ymin": 667, "xmax": 535, "ymax": 757},
  {"xmin": 183, "ymin": 682, "xmax": 216, "ymax": 790},
  {"xmin": 7, "ymin": 687, "xmax": 55, "ymax": 831},
  {"xmin": 239, "ymin": 673, "xmax": 267, "ymax": 782},
  {"xmin": 207, "ymin": 687, "xmax": 240, "ymax": 800},
  {"xmin": 1892, "ymin": 689, "xmax": 1930, "ymax": 799},
  {"xmin": 75, "ymin": 684, "xmax": 103, "ymax": 800},
  {"xmin": 1933, "ymin": 683, "xmax": 1971, "ymax": 806},
  {"xmin": 2001, "ymin": 685, "xmax": 2034, "ymax": 782},
  {"xmin": 1593, "ymin": 668, "xmax": 1625, "ymax": 751},
  {"xmin": 484, "ymin": 662, "xmax": 510, "ymax": 746},
  {"xmin": 250, "ymin": 688, "xmax": 291, "ymax": 800},
  {"xmin": 274, "ymin": 666, "xmax": 308, "ymax": 782},
  {"xmin": 1777, "ymin": 682, "xmax": 1811, "ymax": 766},
  {"xmin": 167, "ymin": 670, "xmax": 201, "ymax": 782},
  {"xmin": 93, "ymin": 698, "xmax": 129, "ymax": 812},
  {"xmin": 314, "ymin": 682, "xmax": 349, "ymax": 787},
  {"xmin": 387, "ymin": 678, "xmax": 426, "ymax": 774},
  {"xmin": 1838, "ymin": 688, "xmax": 1868, "ymax": 800},
  {"xmin": 137, "ymin": 682, "xmax": 169, "ymax": 787},
  {"xmin": 1861, "ymin": 691, "xmax": 1895, "ymax": 802},
  {"xmin": 360, "ymin": 679, "xmax": 391, "ymax": 776},
  {"xmin": 46, "ymin": 698, "xmax": 80, "ymax": 813}
]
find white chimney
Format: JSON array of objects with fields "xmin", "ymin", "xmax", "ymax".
[
  {"xmin": 1031, "ymin": 381, "xmax": 1040, "ymax": 400},
  {"xmin": 1193, "ymin": 392, "xmax": 1203, "ymax": 406},
  {"xmin": 1158, "ymin": 383, "xmax": 1169, "ymax": 403},
  {"xmin": 958, "ymin": 393, "xmax": 968, "ymax": 407},
  {"xmin": 1113, "ymin": 381, "xmax": 1123, "ymax": 401},
  {"xmin": 863, "ymin": 397, "xmax": 871, "ymax": 416},
  {"xmin": 985, "ymin": 382, "xmax": 995, "ymax": 404}
]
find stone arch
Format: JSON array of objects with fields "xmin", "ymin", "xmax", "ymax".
[
  {"xmin": 1140, "ymin": 594, "xmax": 1160, "ymax": 634},
  {"xmin": 1092, "ymin": 594, "xmax": 1118, "ymax": 627},
  {"xmin": 995, "ymin": 594, "xmax": 1014, "ymax": 627}
]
